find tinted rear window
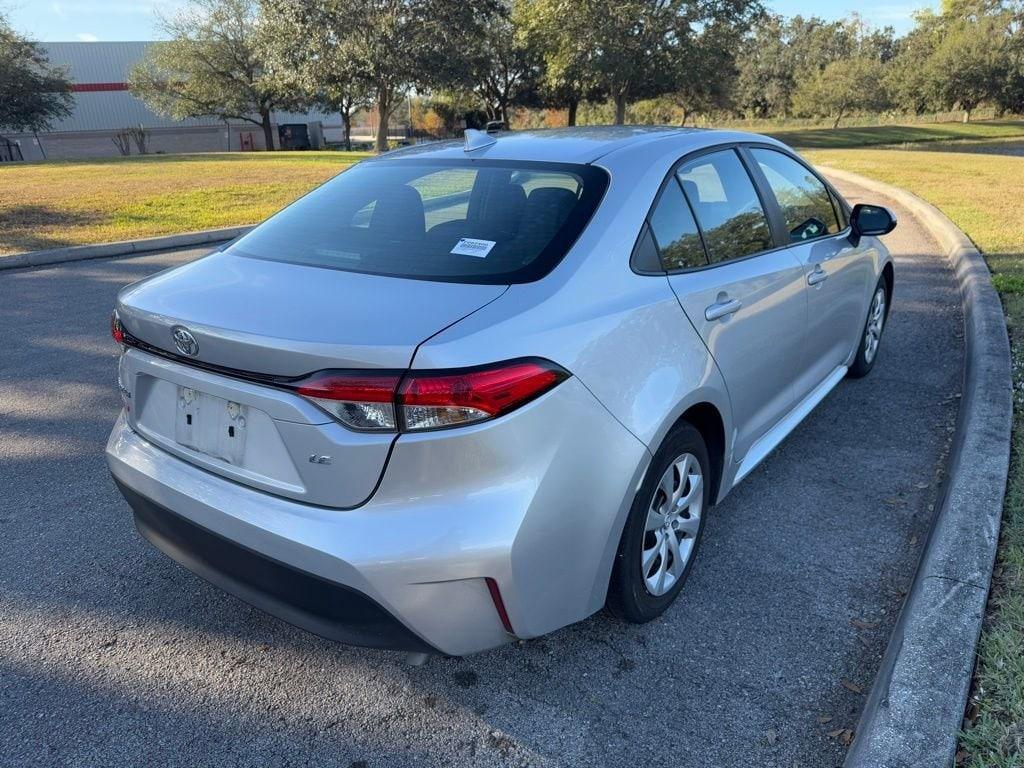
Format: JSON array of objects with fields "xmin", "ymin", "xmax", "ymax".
[{"xmin": 228, "ymin": 158, "xmax": 609, "ymax": 284}]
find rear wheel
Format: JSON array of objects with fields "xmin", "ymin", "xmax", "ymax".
[
  {"xmin": 607, "ymin": 422, "xmax": 710, "ymax": 623},
  {"xmin": 848, "ymin": 276, "xmax": 889, "ymax": 378}
]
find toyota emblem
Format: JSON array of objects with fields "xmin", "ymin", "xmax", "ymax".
[{"xmin": 171, "ymin": 325, "xmax": 199, "ymax": 357}]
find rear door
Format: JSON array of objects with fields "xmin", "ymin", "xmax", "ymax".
[
  {"xmin": 660, "ymin": 148, "xmax": 809, "ymax": 462},
  {"xmin": 745, "ymin": 147, "xmax": 874, "ymax": 399}
]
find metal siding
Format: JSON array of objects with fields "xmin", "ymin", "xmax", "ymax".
[{"xmin": 38, "ymin": 42, "xmax": 336, "ymax": 134}]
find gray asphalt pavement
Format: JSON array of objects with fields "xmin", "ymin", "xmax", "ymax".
[{"xmin": 0, "ymin": 179, "xmax": 962, "ymax": 768}]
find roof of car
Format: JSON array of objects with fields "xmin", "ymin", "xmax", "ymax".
[{"xmin": 374, "ymin": 126, "xmax": 788, "ymax": 165}]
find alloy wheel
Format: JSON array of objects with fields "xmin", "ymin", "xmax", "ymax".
[
  {"xmin": 641, "ymin": 453, "xmax": 703, "ymax": 597},
  {"xmin": 864, "ymin": 286, "xmax": 887, "ymax": 364}
]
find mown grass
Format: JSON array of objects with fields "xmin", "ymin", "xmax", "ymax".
[
  {"xmin": 773, "ymin": 119, "xmax": 1024, "ymax": 150},
  {"xmin": 804, "ymin": 146, "xmax": 1024, "ymax": 767},
  {"xmin": 0, "ymin": 151, "xmax": 370, "ymax": 255}
]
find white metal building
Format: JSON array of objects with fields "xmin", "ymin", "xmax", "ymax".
[{"xmin": 6, "ymin": 42, "xmax": 342, "ymax": 160}]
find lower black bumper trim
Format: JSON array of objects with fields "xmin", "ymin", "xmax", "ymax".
[{"xmin": 114, "ymin": 478, "xmax": 438, "ymax": 654}]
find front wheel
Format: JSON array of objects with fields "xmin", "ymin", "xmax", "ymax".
[
  {"xmin": 606, "ymin": 422, "xmax": 710, "ymax": 624},
  {"xmin": 848, "ymin": 277, "xmax": 889, "ymax": 378}
]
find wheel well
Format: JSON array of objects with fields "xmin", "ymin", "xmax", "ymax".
[
  {"xmin": 882, "ymin": 262, "xmax": 894, "ymax": 304},
  {"xmin": 679, "ymin": 403, "xmax": 725, "ymax": 506}
]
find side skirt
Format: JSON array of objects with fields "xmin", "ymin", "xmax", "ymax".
[{"xmin": 733, "ymin": 364, "xmax": 848, "ymax": 486}]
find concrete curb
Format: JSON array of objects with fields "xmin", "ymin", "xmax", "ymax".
[
  {"xmin": 823, "ymin": 167, "xmax": 1012, "ymax": 767},
  {"xmin": 0, "ymin": 225, "xmax": 255, "ymax": 271}
]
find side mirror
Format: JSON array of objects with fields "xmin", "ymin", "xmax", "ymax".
[{"xmin": 850, "ymin": 203, "xmax": 897, "ymax": 239}]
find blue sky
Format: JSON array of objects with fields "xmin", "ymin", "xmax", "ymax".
[{"xmin": 8, "ymin": 0, "xmax": 941, "ymax": 42}]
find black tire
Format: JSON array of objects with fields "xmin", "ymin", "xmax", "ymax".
[
  {"xmin": 847, "ymin": 275, "xmax": 890, "ymax": 379},
  {"xmin": 606, "ymin": 421, "xmax": 710, "ymax": 624}
]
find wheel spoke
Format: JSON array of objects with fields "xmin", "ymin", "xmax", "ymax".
[
  {"xmin": 645, "ymin": 508, "xmax": 664, "ymax": 532},
  {"xmin": 678, "ymin": 473, "xmax": 703, "ymax": 509},
  {"xmin": 642, "ymin": 533, "xmax": 662, "ymax": 575},
  {"xmin": 666, "ymin": 532, "xmax": 686, "ymax": 577},
  {"xmin": 676, "ymin": 514, "xmax": 700, "ymax": 537},
  {"xmin": 654, "ymin": 537, "xmax": 669, "ymax": 593}
]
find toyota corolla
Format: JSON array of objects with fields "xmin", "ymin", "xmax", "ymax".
[{"xmin": 107, "ymin": 126, "xmax": 896, "ymax": 656}]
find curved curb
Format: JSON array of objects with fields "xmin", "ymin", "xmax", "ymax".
[
  {"xmin": 0, "ymin": 225, "xmax": 255, "ymax": 272},
  {"xmin": 823, "ymin": 167, "xmax": 1012, "ymax": 767}
]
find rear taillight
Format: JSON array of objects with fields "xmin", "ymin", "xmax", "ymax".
[
  {"xmin": 398, "ymin": 360, "xmax": 567, "ymax": 431},
  {"xmin": 111, "ymin": 311, "xmax": 124, "ymax": 345},
  {"xmin": 287, "ymin": 359, "xmax": 568, "ymax": 433},
  {"xmin": 293, "ymin": 371, "xmax": 401, "ymax": 431}
]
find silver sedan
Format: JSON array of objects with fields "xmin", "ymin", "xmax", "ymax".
[{"xmin": 107, "ymin": 126, "xmax": 896, "ymax": 656}]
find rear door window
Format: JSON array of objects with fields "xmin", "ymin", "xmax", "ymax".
[
  {"xmin": 228, "ymin": 159, "xmax": 608, "ymax": 284},
  {"xmin": 676, "ymin": 150, "xmax": 773, "ymax": 264},
  {"xmin": 648, "ymin": 179, "xmax": 707, "ymax": 271},
  {"xmin": 750, "ymin": 148, "xmax": 841, "ymax": 242}
]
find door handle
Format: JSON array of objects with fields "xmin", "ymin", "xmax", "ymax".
[
  {"xmin": 808, "ymin": 267, "xmax": 828, "ymax": 286},
  {"xmin": 705, "ymin": 298, "xmax": 742, "ymax": 321}
]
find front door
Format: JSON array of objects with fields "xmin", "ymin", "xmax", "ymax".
[{"xmin": 746, "ymin": 147, "xmax": 875, "ymax": 399}]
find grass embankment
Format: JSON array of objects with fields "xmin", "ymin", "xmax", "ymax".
[
  {"xmin": 0, "ymin": 151, "xmax": 370, "ymax": 255},
  {"xmin": 804, "ymin": 146, "xmax": 1024, "ymax": 768}
]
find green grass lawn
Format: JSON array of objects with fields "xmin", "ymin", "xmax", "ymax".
[
  {"xmin": 804, "ymin": 145, "xmax": 1024, "ymax": 768},
  {"xmin": 0, "ymin": 151, "xmax": 370, "ymax": 255},
  {"xmin": 772, "ymin": 119, "xmax": 1024, "ymax": 150}
]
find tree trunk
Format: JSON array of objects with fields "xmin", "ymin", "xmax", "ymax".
[
  {"xmin": 375, "ymin": 90, "xmax": 393, "ymax": 153},
  {"xmin": 679, "ymin": 107, "xmax": 689, "ymax": 127},
  {"xmin": 260, "ymin": 110, "xmax": 275, "ymax": 151},
  {"xmin": 613, "ymin": 94, "xmax": 627, "ymax": 125},
  {"xmin": 567, "ymin": 99, "xmax": 578, "ymax": 127},
  {"xmin": 342, "ymin": 106, "xmax": 353, "ymax": 152},
  {"xmin": 500, "ymin": 103, "xmax": 509, "ymax": 129},
  {"xmin": 832, "ymin": 106, "xmax": 845, "ymax": 129},
  {"xmin": 963, "ymin": 108, "xmax": 972, "ymax": 123}
]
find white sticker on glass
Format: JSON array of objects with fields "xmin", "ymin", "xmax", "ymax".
[{"xmin": 450, "ymin": 238, "xmax": 496, "ymax": 258}]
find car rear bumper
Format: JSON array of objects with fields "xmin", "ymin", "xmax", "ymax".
[
  {"xmin": 116, "ymin": 478, "xmax": 438, "ymax": 654},
  {"xmin": 106, "ymin": 375, "xmax": 649, "ymax": 656}
]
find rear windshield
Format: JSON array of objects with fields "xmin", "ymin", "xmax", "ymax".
[{"xmin": 228, "ymin": 158, "xmax": 609, "ymax": 284}]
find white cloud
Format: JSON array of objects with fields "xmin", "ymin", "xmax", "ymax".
[{"xmin": 75, "ymin": 32, "xmax": 99, "ymax": 42}]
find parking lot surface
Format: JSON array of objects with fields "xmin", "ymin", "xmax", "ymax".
[{"xmin": 0, "ymin": 178, "xmax": 962, "ymax": 767}]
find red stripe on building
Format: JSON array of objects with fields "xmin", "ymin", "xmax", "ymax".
[{"xmin": 72, "ymin": 82, "xmax": 128, "ymax": 92}]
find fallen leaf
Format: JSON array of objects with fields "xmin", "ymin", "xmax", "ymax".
[
  {"xmin": 910, "ymin": 535, "xmax": 919, "ymax": 546},
  {"xmin": 827, "ymin": 728, "xmax": 845, "ymax": 738},
  {"xmin": 817, "ymin": 715, "xmax": 833, "ymax": 724},
  {"xmin": 955, "ymin": 749, "xmax": 969, "ymax": 765},
  {"xmin": 766, "ymin": 729, "xmax": 778, "ymax": 745},
  {"xmin": 851, "ymin": 619, "xmax": 879, "ymax": 630},
  {"xmin": 916, "ymin": 482, "xmax": 929, "ymax": 489},
  {"xmin": 840, "ymin": 729, "xmax": 854, "ymax": 746},
  {"xmin": 841, "ymin": 679, "xmax": 864, "ymax": 694}
]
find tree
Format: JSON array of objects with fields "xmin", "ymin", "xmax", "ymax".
[
  {"xmin": 927, "ymin": 13, "xmax": 1007, "ymax": 121},
  {"xmin": 261, "ymin": 0, "xmax": 373, "ymax": 151},
  {"xmin": 527, "ymin": 0, "xmax": 761, "ymax": 125},
  {"xmin": 792, "ymin": 56, "xmax": 888, "ymax": 127},
  {"xmin": 0, "ymin": 14, "xmax": 73, "ymax": 133},
  {"xmin": 129, "ymin": 0, "xmax": 295, "ymax": 150},
  {"xmin": 469, "ymin": 1, "xmax": 541, "ymax": 127},
  {"xmin": 884, "ymin": 12, "xmax": 944, "ymax": 115}
]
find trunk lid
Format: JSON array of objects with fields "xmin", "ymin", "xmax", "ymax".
[
  {"xmin": 117, "ymin": 252, "xmax": 507, "ymax": 375},
  {"xmin": 116, "ymin": 252, "xmax": 506, "ymax": 508}
]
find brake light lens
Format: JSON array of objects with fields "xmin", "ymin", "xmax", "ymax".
[
  {"xmin": 399, "ymin": 360, "xmax": 567, "ymax": 431},
  {"xmin": 288, "ymin": 359, "xmax": 568, "ymax": 433}
]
